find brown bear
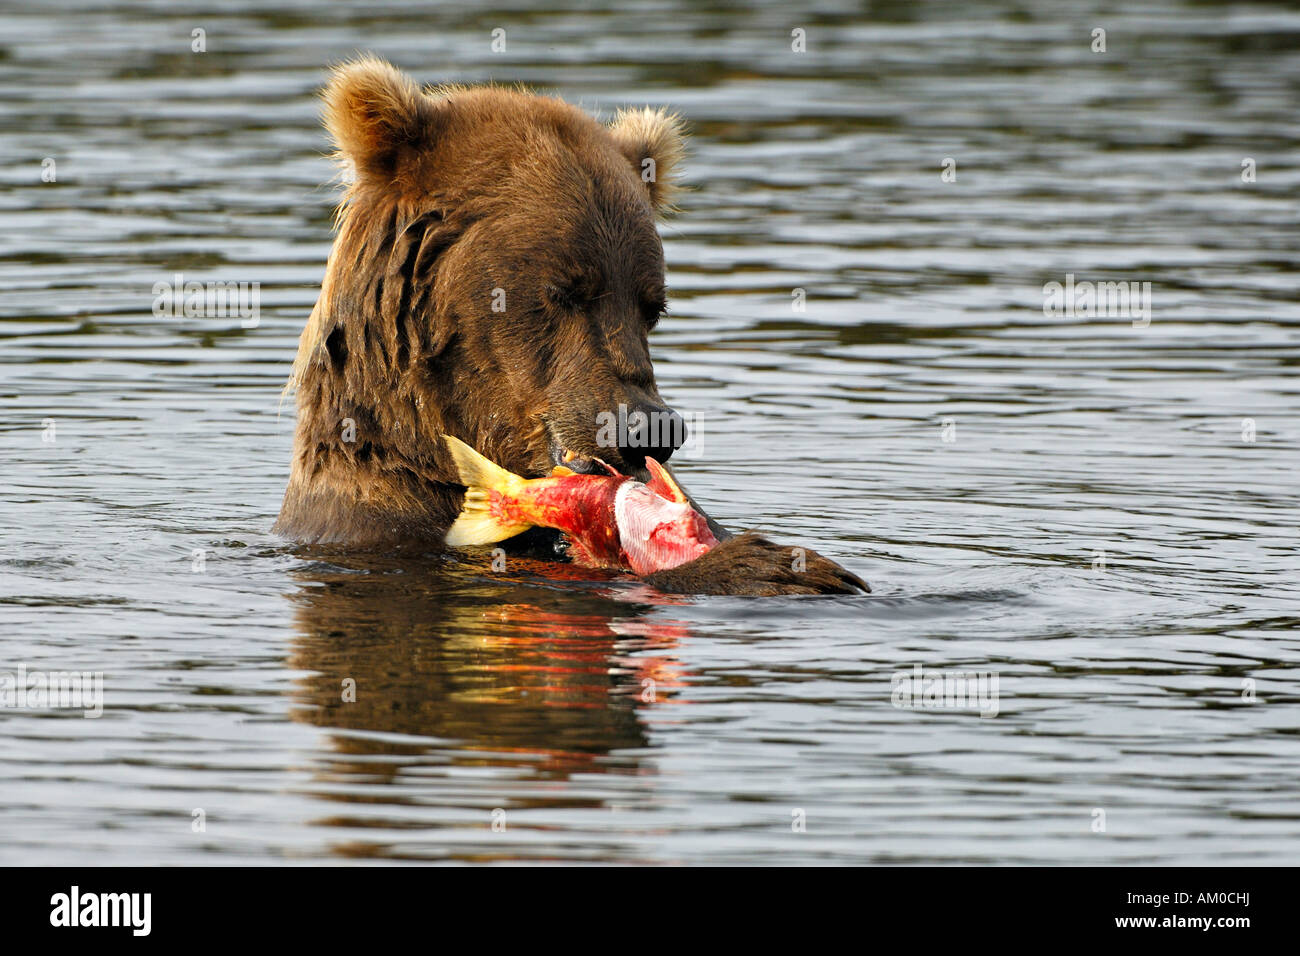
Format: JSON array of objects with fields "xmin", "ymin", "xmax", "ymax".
[{"xmin": 275, "ymin": 57, "xmax": 867, "ymax": 596}]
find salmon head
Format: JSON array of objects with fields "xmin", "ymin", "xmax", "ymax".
[{"xmin": 615, "ymin": 458, "xmax": 719, "ymax": 574}]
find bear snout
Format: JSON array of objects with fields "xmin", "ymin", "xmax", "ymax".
[
  {"xmin": 617, "ymin": 400, "xmax": 686, "ymax": 467},
  {"xmin": 542, "ymin": 395, "xmax": 687, "ymax": 478}
]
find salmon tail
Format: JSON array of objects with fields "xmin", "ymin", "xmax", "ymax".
[{"xmin": 442, "ymin": 435, "xmax": 533, "ymax": 546}]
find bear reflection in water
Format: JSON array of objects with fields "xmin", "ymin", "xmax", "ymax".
[{"xmin": 287, "ymin": 548, "xmax": 690, "ymax": 791}]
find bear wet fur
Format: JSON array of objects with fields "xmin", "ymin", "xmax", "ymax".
[{"xmin": 275, "ymin": 57, "xmax": 868, "ymax": 596}]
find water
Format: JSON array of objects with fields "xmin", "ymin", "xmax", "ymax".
[{"xmin": 2, "ymin": 0, "xmax": 1298, "ymax": 864}]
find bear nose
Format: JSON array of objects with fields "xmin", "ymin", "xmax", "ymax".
[{"xmin": 618, "ymin": 401, "xmax": 687, "ymax": 466}]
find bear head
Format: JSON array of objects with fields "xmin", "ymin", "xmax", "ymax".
[{"xmin": 286, "ymin": 58, "xmax": 689, "ymax": 528}]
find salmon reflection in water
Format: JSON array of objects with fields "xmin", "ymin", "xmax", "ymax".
[{"xmin": 287, "ymin": 552, "xmax": 693, "ymax": 843}]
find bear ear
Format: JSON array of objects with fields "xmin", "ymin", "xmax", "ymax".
[
  {"xmin": 322, "ymin": 56, "xmax": 438, "ymax": 180},
  {"xmin": 607, "ymin": 107, "xmax": 686, "ymax": 215}
]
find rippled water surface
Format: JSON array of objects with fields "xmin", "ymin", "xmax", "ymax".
[{"xmin": 2, "ymin": 0, "xmax": 1298, "ymax": 864}]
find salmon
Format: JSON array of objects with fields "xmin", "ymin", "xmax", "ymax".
[{"xmin": 442, "ymin": 435, "xmax": 719, "ymax": 574}]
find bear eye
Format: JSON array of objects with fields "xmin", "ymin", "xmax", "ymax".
[
  {"xmin": 642, "ymin": 295, "xmax": 667, "ymax": 330},
  {"xmin": 545, "ymin": 280, "xmax": 584, "ymax": 313}
]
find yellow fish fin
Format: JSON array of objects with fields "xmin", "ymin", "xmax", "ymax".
[
  {"xmin": 442, "ymin": 435, "xmax": 533, "ymax": 546},
  {"xmin": 644, "ymin": 457, "xmax": 689, "ymax": 504}
]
